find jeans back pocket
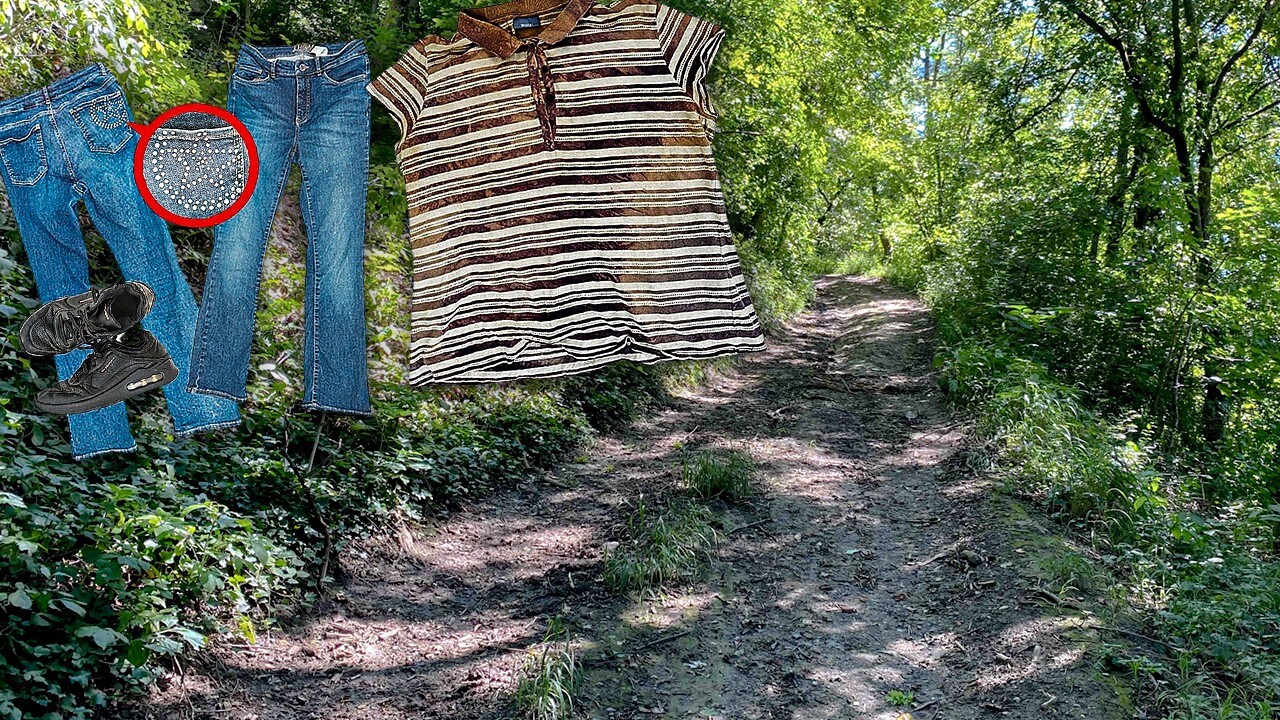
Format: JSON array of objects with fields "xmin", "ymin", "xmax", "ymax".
[
  {"xmin": 143, "ymin": 125, "xmax": 248, "ymax": 219},
  {"xmin": 68, "ymin": 92, "xmax": 133, "ymax": 154},
  {"xmin": 0, "ymin": 122, "xmax": 48, "ymax": 187}
]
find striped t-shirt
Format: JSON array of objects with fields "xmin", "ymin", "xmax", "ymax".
[{"xmin": 367, "ymin": 0, "xmax": 765, "ymax": 385}]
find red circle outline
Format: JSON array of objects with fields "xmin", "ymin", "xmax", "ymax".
[{"xmin": 132, "ymin": 103, "xmax": 259, "ymax": 228}]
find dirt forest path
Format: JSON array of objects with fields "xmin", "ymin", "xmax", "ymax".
[{"xmin": 136, "ymin": 276, "xmax": 1117, "ymax": 720}]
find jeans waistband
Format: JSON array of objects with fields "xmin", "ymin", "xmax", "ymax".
[
  {"xmin": 0, "ymin": 64, "xmax": 119, "ymax": 125},
  {"xmin": 237, "ymin": 40, "xmax": 367, "ymax": 78}
]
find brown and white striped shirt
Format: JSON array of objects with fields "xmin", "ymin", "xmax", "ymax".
[{"xmin": 368, "ymin": 0, "xmax": 765, "ymax": 385}]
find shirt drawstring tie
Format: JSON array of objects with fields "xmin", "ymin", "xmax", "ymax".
[{"xmin": 522, "ymin": 38, "xmax": 557, "ymax": 150}]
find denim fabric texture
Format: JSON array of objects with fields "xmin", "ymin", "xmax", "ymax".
[
  {"xmin": 189, "ymin": 40, "xmax": 372, "ymax": 415},
  {"xmin": 142, "ymin": 113, "xmax": 248, "ymax": 220},
  {"xmin": 0, "ymin": 64, "xmax": 241, "ymax": 459}
]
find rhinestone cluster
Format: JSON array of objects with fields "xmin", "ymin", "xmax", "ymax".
[{"xmin": 142, "ymin": 126, "xmax": 248, "ymax": 219}]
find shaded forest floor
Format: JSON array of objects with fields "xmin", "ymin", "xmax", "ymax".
[{"xmin": 132, "ymin": 276, "xmax": 1124, "ymax": 720}]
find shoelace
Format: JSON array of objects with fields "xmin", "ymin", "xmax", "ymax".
[
  {"xmin": 50, "ymin": 304, "xmax": 95, "ymax": 347},
  {"xmin": 522, "ymin": 38, "xmax": 558, "ymax": 150}
]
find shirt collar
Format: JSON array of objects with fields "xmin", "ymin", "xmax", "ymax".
[{"xmin": 457, "ymin": 0, "xmax": 594, "ymax": 58}]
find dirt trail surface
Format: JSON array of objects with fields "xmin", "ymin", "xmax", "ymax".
[{"xmin": 134, "ymin": 276, "xmax": 1115, "ymax": 720}]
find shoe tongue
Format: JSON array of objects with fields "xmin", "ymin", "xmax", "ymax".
[{"xmin": 91, "ymin": 299, "xmax": 125, "ymax": 332}]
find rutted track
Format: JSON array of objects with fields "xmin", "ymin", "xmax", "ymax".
[{"xmin": 132, "ymin": 276, "xmax": 1113, "ymax": 720}]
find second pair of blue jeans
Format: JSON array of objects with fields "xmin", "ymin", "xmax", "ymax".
[
  {"xmin": 190, "ymin": 41, "xmax": 372, "ymax": 414},
  {"xmin": 0, "ymin": 65, "xmax": 240, "ymax": 459}
]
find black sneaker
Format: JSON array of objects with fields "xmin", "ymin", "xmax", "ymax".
[
  {"xmin": 20, "ymin": 282, "xmax": 155, "ymax": 356},
  {"xmin": 35, "ymin": 329, "xmax": 178, "ymax": 415}
]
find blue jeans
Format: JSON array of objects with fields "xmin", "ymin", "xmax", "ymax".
[
  {"xmin": 0, "ymin": 65, "xmax": 241, "ymax": 460},
  {"xmin": 189, "ymin": 41, "xmax": 372, "ymax": 415}
]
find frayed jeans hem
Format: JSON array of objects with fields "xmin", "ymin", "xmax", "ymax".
[
  {"xmin": 186, "ymin": 385, "xmax": 246, "ymax": 404},
  {"xmin": 174, "ymin": 419, "xmax": 242, "ymax": 437},
  {"xmin": 298, "ymin": 401, "xmax": 373, "ymax": 417},
  {"xmin": 74, "ymin": 444, "xmax": 137, "ymax": 461}
]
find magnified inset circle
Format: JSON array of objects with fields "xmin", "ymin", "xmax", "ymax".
[{"xmin": 133, "ymin": 104, "xmax": 259, "ymax": 228}]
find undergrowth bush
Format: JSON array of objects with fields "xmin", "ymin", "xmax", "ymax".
[
  {"xmin": 937, "ymin": 337, "xmax": 1280, "ymax": 716},
  {"xmin": 0, "ymin": 205, "xmax": 666, "ymax": 717},
  {"xmin": 681, "ymin": 448, "xmax": 756, "ymax": 502},
  {"xmin": 939, "ymin": 341, "xmax": 1149, "ymax": 533},
  {"xmin": 0, "ymin": 475, "xmax": 300, "ymax": 720}
]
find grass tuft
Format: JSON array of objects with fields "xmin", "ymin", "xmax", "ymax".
[
  {"xmin": 603, "ymin": 497, "xmax": 717, "ymax": 591},
  {"xmin": 514, "ymin": 635, "xmax": 580, "ymax": 720},
  {"xmin": 681, "ymin": 448, "xmax": 757, "ymax": 502}
]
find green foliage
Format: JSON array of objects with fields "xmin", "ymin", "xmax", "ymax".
[
  {"xmin": 0, "ymin": 0, "xmax": 197, "ymax": 114},
  {"xmin": 938, "ymin": 340, "xmax": 1280, "ymax": 714},
  {"xmin": 681, "ymin": 448, "xmax": 756, "ymax": 502},
  {"xmin": 0, "ymin": 475, "xmax": 301, "ymax": 720},
  {"xmin": 700, "ymin": 0, "xmax": 935, "ymax": 325},
  {"xmin": 5, "ymin": 0, "xmax": 1276, "ymax": 716},
  {"xmin": 602, "ymin": 497, "xmax": 717, "ymax": 592},
  {"xmin": 555, "ymin": 361, "xmax": 666, "ymax": 432},
  {"xmin": 877, "ymin": 0, "xmax": 1280, "ymax": 713}
]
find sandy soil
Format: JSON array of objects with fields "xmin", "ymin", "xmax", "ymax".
[{"xmin": 128, "ymin": 276, "xmax": 1119, "ymax": 720}]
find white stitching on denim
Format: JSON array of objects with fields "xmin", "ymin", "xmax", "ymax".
[
  {"xmin": 298, "ymin": 400, "xmax": 373, "ymax": 416},
  {"xmin": 68, "ymin": 93, "xmax": 131, "ymax": 153},
  {"xmin": 320, "ymin": 55, "xmax": 369, "ymax": 85},
  {"xmin": 174, "ymin": 418, "xmax": 242, "ymax": 436},
  {"xmin": 297, "ymin": 159, "xmax": 322, "ymax": 406},
  {"xmin": 0, "ymin": 123, "xmax": 47, "ymax": 187},
  {"xmin": 186, "ymin": 385, "xmax": 246, "ymax": 403},
  {"xmin": 74, "ymin": 443, "xmax": 137, "ymax": 461},
  {"xmin": 65, "ymin": 89, "xmax": 123, "ymax": 114}
]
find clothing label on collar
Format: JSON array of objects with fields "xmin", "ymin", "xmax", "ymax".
[{"xmin": 513, "ymin": 15, "xmax": 542, "ymax": 29}]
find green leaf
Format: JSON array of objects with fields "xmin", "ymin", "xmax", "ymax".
[
  {"xmin": 6, "ymin": 588, "xmax": 31, "ymax": 610},
  {"xmin": 126, "ymin": 639, "xmax": 152, "ymax": 667},
  {"xmin": 57, "ymin": 598, "xmax": 87, "ymax": 616},
  {"xmin": 75, "ymin": 625, "xmax": 120, "ymax": 649},
  {"xmin": 174, "ymin": 627, "xmax": 206, "ymax": 649}
]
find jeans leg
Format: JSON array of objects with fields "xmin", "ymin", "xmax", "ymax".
[
  {"xmin": 69, "ymin": 106, "xmax": 241, "ymax": 435},
  {"xmin": 0, "ymin": 120, "xmax": 134, "ymax": 458},
  {"xmin": 80, "ymin": 178, "xmax": 241, "ymax": 434},
  {"xmin": 187, "ymin": 94, "xmax": 296, "ymax": 404},
  {"xmin": 296, "ymin": 76, "xmax": 372, "ymax": 415}
]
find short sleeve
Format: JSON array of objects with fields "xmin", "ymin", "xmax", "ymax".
[
  {"xmin": 654, "ymin": 3, "xmax": 725, "ymax": 122},
  {"xmin": 367, "ymin": 42, "xmax": 431, "ymax": 144}
]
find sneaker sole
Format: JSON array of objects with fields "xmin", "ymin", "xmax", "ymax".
[{"xmin": 35, "ymin": 358, "xmax": 179, "ymax": 415}]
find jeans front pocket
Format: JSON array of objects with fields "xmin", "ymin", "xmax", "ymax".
[
  {"xmin": 68, "ymin": 92, "xmax": 133, "ymax": 153},
  {"xmin": 0, "ymin": 122, "xmax": 48, "ymax": 187},
  {"xmin": 232, "ymin": 66, "xmax": 272, "ymax": 86},
  {"xmin": 320, "ymin": 55, "xmax": 369, "ymax": 86}
]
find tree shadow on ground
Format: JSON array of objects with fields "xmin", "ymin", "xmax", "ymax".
[{"xmin": 125, "ymin": 276, "xmax": 1115, "ymax": 720}]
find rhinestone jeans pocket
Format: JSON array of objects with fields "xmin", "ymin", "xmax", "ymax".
[{"xmin": 141, "ymin": 113, "xmax": 248, "ymax": 221}]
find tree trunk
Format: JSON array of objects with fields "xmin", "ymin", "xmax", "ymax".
[
  {"xmin": 1096, "ymin": 94, "xmax": 1135, "ymax": 263},
  {"xmin": 1195, "ymin": 142, "xmax": 1228, "ymax": 447}
]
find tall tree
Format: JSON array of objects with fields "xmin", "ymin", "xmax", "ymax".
[{"xmin": 1053, "ymin": 0, "xmax": 1280, "ymax": 444}]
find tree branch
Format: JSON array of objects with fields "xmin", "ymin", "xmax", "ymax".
[
  {"xmin": 1207, "ymin": 0, "xmax": 1278, "ymax": 119},
  {"xmin": 1171, "ymin": 0, "xmax": 1185, "ymax": 124},
  {"xmin": 1055, "ymin": 0, "xmax": 1179, "ymax": 136},
  {"xmin": 1010, "ymin": 66, "xmax": 1083, "ymax": 134},
  {"xmin": 1214, "ymin": 94, "xmax": 1280, "ymax": 134}
]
